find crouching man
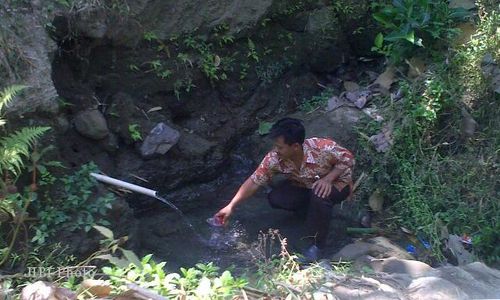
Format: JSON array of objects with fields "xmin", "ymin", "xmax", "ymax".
[{"xmin": 214, "ymin": 118, "xmax": 355, "ymax": 260}]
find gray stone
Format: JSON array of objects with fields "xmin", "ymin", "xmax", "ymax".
[
  {"xmin": 176, "ymin": 132, "xmax": 216, "ymax": 158},
  {"xmin": 306, "ymin": 7, "xmax": 335, "ymax": 33},
  {"xmin": 369, "ymin": 258, "xmax": 433, "ymax": 278},
  {"xmin": 75, "ymin": 7, "xmax": 108, "ymax": 39},
  {"xmin": 3, "ymin": 5, "xmax": 59, "ymax": 115},
  {"xmin": 461, "ymin": 262, "xmax": 500, "ymax": 298},
  {"xmin": 100, "ymin": 132, "xmax": 120, "ymax": 153},
  {"xmin": 446, "ymin": 234, "xmax": 475, "ymax": 265},
  {"xmin": 304, "ymin": 107, "xmax": 365, "ymax": 151},
  {"xmin": 137, "ymin": 0, "xmax": 274, "ymax": 39},
  {"xmin": 74, "ymin": 109, "xmax": 109, "ymax": 140},
  {"xmin": 21, "ymin": 281, "xmax": 76, "ymax": 300},
  {"xmin": 332, "ymin": 242, "xmax": 379, "ymax": 261},
  {"xmin": 332, "ymin": 237, "xmax": 414, "ymax": 262},
  {"xmin": 140, "ymin": 122, "xmax": 180, "ymax": 157},
  {"xmin": 407, "ymin": 277, "xmax": 469, "ymax": 300}
]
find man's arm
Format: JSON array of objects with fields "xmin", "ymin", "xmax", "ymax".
[{"xmin": 214, "ymin": 177, "xmax": 260, "ymax": 224}]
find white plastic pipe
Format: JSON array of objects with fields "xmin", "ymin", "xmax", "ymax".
[{"xmin": 90, "ymin": 173, "xmax": 157, "ymax": 198}]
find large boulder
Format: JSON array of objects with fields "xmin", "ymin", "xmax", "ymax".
[
  {"xmin": 2, "ymin": 3, "xmax": 59, "ymax": 115},
  {"xmin": 332, "ymin": 236, "xmax": 414, "ymax": 261},
  {"xmin": 407, "ymin": 277, "xmax": 469, "ymax": 300},
  {"xmin": 74, "ymin": 109, "xmax": 109, "ymax": 140},
  {"xmin": 140, "ymin": 122, "xmax": 181, "ymax": 158}
]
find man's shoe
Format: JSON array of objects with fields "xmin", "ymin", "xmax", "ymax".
[{"xmin": 298, "ymin": 245, "xmax": 320, "ymax": 263}]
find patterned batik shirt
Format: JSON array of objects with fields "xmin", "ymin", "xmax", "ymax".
[{"xmin": 250, "ymin": 137, "xmax": 354, "ymax": 191}]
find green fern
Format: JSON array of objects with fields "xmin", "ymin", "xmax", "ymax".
[
  {"xmin": 0, "ymin": 127, "xmax": 51, "ymax": 176},
  {"xmin": 0, "ymin": 85, "xmax": 27, "ymax": 113},
  {"xmin": 0, "ymin": 85, "xmax": 50, "ymax": 178}
]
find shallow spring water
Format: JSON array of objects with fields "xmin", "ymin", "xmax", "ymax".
[{"xmin": 134, "ymin": 143, "xmax": 356, "ymax": 274}]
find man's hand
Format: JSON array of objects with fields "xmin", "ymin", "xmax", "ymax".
[
  {"xmin": 214, "ymin": 205, "xmax": 233, "ymax": 225},
  {"xmin": 312, "ymin": 177, "xmax": 332, "ymax": 198}
]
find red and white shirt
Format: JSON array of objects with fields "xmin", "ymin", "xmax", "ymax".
[{"xmin": 250, "ymin": 137, "xmax": 354, "ymax": 190}]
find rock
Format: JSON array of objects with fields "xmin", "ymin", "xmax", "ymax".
[
  {"xmin": 369, "ymin": 122, "xmax": 394, "ymax": 153},
  {"xmin": 140, "ymin": 122, "xmax": 180, "ymax": 158},
  {"xmin": 460, "ymin": 107, "xmax": 477, "ymax": 139},
  {"xmin": 137, "ymin": 0, "xmax": 274, "ymax": 39},
  {"xmin": 21, "ymin": 281, "xmax": 56, "ymax": 300},
  {"xmin": 100, "ymin": 132, "xmax": 120, "ymax": 153},
  {"xmin": 369, "ymin": 257, "xmax": 433, "ymax": 278},
  {"xmin": 481, "ymin": 53, "xmax": 500, "ymax": 94},
  {"xmin": 305, "ymin": 107, "xmax": 365, "ymax": 150},
  {"xmin": 343, "ymin": 81, "xmax": 360, "ymax": 92},
  {"xmin": 368, "ymin": 189, "xmax": 384, "ymax": 212},
  {"xmin": 407, "ymin": 277, "xmax": 469, "ymax": 300},
  {"xmin": 332, "ymin": 242, "xmax": 378, "ymax": 261},
  {"xmin": 21, "ymin": 281, "xmax": 76, "ymax": 300},
  {"xmin": 74, "ymin": 7, "xmax": 108, "ymax": 39},
  {"xmin": 407, "ymin": 57, "xmax": 427, "ymax": 79},
  {"xmin": 80, "ymin": 279, "xmax": 112, "ymax": 298},
  {"xmin": 2, "ymin": 5, "xmax": 59, "ymax": 116},
  {"xmin": 332, "ymin": 236, "xmax": 414, "ymax": 261},
  {"xmin": 176, "ymin": 132, "xmax": 216, "ymax": 157},
  {"xmin": 368, "ymin": 237, "xmax": 414, "ymax": 260},
  {"xmin": 462, "ymin": 262, "xmax": 500, "ymax": 297},
  {"xmin": 345, "ymin": 90, "xmax": 372, "ymax": 109},
  {"xmin": 312, "ymin": 290, "xmax": 335, "ymax": 300},
  {"xmin": 326, "ymin": 95, "xmax": 345, "ymax": 111},
  {"xmin": 449, "ymin": 0, "xmax": 476, "ymax": 10},
  {"xmin": 373, "ymin": 66, "xmax": 395, "ymax": 90},
  {"xmin": 74, "ymin": 109, "xmax": 109, "ymax": 140},
  {"xmin": 306, "ymin": 7, "xmax": 335, "ymax": 33},
  {"xmin": 445, "ymin": 234, "xmax": 475, "ymax": 265},
  {"xmin": 434, "ymin": 264, "xmax": 500, "ymax": 299}
]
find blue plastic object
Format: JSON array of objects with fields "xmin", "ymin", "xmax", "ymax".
[
  {"xmin": 417, "ymin": 235, "xmax": 431, "ymax": 249},
  {"xmin": 406, "ymin": 244, "xmax": 417, "ymax": 255}
]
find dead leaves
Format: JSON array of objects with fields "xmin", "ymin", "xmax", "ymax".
[
  {"xmin": 373, "ymin": 66, "xmax": 395, "ymax": 90},
  {"xmin": 368, "ymin": 122, "xmax": 394, "ymax": 153}
]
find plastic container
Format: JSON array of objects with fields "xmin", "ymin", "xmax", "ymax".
[
  {"xmin": 406, "ymin": 244, "xmax": 417, "ymax": 255},
  {"xmin": 206, "ymin": 216, "xmax": 224, "ymax": 227}
]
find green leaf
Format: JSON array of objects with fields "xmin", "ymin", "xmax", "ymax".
[
  {"xmin": 0, "ymin": 85, "xmax": 27, "ymax": 112},
  {"xmin": 257, "ymin": 121, "xmax": 274, "ymax": 136},
  {"xmin": 405, "ymin": 30, "xmax": 415, "ymax": 43},
  {"xmin": 121, "ymin": 249, "xmax": 142, "ymax": 269},
  {"xmin": 93, "ymin": 225, "xmax": 114, "ymax": 239},
  {"xmin": 375, "ymin": 33, "xmax": 384, "ymax": 48},
  {"xmin": 95, "ymin": 254, "xmax": 130, "ymax": 268}
]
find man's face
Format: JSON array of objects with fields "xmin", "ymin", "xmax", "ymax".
[{"xmin": 273, "ymin": 136, "xmax": 299, "ymax": 159}]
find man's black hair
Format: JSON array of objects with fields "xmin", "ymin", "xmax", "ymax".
[{"xmin": 269, "ymin": 117, "xmax": 305, "ymax": 145}]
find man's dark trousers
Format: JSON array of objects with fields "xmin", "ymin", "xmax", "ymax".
[{"xmin": 267, "ymin": 180, "xmax": 350, "ymax": 248}]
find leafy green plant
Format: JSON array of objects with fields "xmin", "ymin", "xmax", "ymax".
[
  {"xmin": 247, "ymin": 38, "xmax": 259, "ymax": 62},
  {"xmin": 257, "ymin": 121, "xmax": 274, "ymax": 136},
  {"xmin": 239, "ymin": 62, "xmax": 250, "ymax": 80},
  {"xmin": 299, "ymin": 88, "xmax": 335, "ymax": 113},
  {"xmin": 371, "ymin": 0, "xmax": 469, "ymax": 62},
  {"xmin": 213, "ymin": 23, "xmax": 235, "ymax": 47},
  {"xmin": 31, "ymin": 162, "xmax": 115, "ymax": 245},
  {"xmin": 358, "ymin": 11, "xmax": 499, "ymax": 263},
  {"xmin": 128, "ymin": 124, "xmax": 142, "ymax": 141},
  {"xmin": 173, "ymin": 78, "xmax": 196, "ymax": 100},
  {"xmin": 256, "ymin": 60, "xmax": 292, "ymax": 85},
  {"xmin": 0, "ymin": 85, "xmax": 50, "ymax": 267},
  {"xmin": 143, "ymin": 31, "xmax": 158, "ymax": 42},
  {"xmin": 103, "ymin": 254, "xmax": 247, "ymax": 298},
  {"xmin": 250, "ymin": 229, "xmax": 324, "ymax": 298},
  {"xmin": 128, "ymin": 64, "xmax": 139, "ymax": 72},
  {"xmin": 0, "ymin": 86, "xmax": 51, "ymax": 180}
]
